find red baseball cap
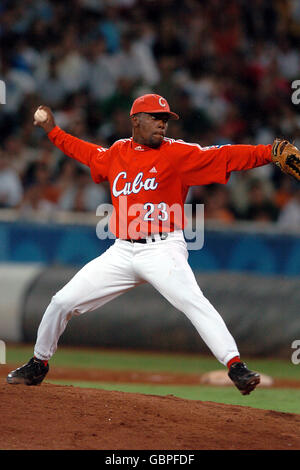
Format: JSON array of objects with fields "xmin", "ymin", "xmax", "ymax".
[{"xmin": 130, "ymin": 94, "xmax": 179, "ymax": 120}]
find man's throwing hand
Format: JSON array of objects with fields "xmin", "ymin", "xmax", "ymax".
[
  {"xmin": 271, "ymin": 138, "xmax": 300, "ymax": 181},
  {"xmin": 33, "ymin": 105, "xmax": 56, "ymax": 134}
]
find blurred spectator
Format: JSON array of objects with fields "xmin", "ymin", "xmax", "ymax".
[
  {"xmin": 85, "ymin": 35, "xmax": 119, "ymax": 103},
  {"xmin": 278, "ymin": 187, "xmax": 300, "ymax": 228},
  {"xmin": 168, "ymin": 91, "xmax": 213, "ymax": 141},
  {"xmin": 152, "ymin": 16, "xmax": 184, "ymax": 67},
  {"xmin": 3, "ymin": 134, "xmax": 37, "ymax": 177},
  {"xmin": 277, "ymin": 37, "xmax": 300, "ymax": 80},
  {"xmin": 19, "ymin": 184, "xmax": 57, "ymax": 221},
  {"xmin": 227, "ymin": 173, "xmax": 252, "ymax": 217},
  {"xmin": 99, "ymin": 108, "xmax": 133, "ymax": 145},
  {"xmin": 52, "ymin": 158, "xmax": 78, "ymax": 202},
  {"xmin": 111, "ymin": 31, "xmax": 160, "ymax": 86},
  {"xmin": 22, "ymin": 138, "xmax": 58, "ymax": 189},
  {"xmin": 55, "ymin": 28, "xmax": 90, "ymax": 95},
  {"xmin": 22, "ymin": 161, "xmax": 59, "ymax": 204},
  {"xmin": 274, "ymin": 175, "xmax": 295, "ymax": 210},
  {"xmin": 153, "ymin": 55, "xmax": 180, "ymax": 108},
  {"xmin": 203, "ymin": 185, "xmax": 237, "ymax": 224},
  {"xmin": 100, "ymin": 78, "xmax": 135, "ymax": 118},
  {"xmin": 58, "ymin": 166, "xmax": 109, "ymax": 212},
  {"xmin": 0, "ymin": 150, "xmax": 23, "ymax": 208},
  {"xmin": 243, "ymin": 180, "xmax": 279, "ymax": 222},
  {"xmin": 98, "ymin": 6, "xmax": 122, "ymax": 54},
  {"xmin": 0, "ymin": 55, "xmax": 36, "ymax": 117},
  {"xmin": 218, "ymin": 105, "xmax": 247, "ymax": 142},
  {"xmin": 37, "ymin": 56, "xmax": 67, "ymax": 107}
]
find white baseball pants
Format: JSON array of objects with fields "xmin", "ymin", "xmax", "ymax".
[{"xmin": 34, "ymin": 230, "xmax": 239, "ymax": 365}]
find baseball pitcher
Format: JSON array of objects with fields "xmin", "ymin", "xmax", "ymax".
[{"xmin": 7, "ymin": 94, "xmax": 300, "ymax": 395}]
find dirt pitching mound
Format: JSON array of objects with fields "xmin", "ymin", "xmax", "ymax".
[{"xmin": 1, "ymin": 381, "xmax": 300, "ymax": 450}]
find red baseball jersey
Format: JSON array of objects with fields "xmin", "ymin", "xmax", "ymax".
[{"xmin": 48, "ymin": 126, "xmax": 272, "ymax": 238}]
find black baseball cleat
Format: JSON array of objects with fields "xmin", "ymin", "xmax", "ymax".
[
  {"xmin": 6, "ymin": 357, "xmax": 49, "ymax": 386},
  {"xmin": 228, "ymin": 362, "xmax": 260, "ymax": 395}
]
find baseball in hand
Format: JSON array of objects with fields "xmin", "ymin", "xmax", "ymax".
[{"xmin": 34, "ymin": 108, "xmax": 48, "ymax": 123}]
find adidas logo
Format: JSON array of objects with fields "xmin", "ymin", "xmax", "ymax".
[
  {"xmin": 134, "ymin": 145, "xmax": 144, "ymax": 151},
  {"xmin": 149, "ymin": 166, "xmax": 157, "ymax": 173}
]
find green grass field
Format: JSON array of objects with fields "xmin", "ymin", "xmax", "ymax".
[{"xmin": 4, "ymin": 344, "xmax": 300, "ymax": 415}]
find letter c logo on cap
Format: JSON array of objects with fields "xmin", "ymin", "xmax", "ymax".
[{"xmin": 159, "ymin": 97, "xmax": 166, "ymax": 107}]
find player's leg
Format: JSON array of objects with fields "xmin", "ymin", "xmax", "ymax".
[
  {"xmin": 134, "ymin": 234, "xmax": 260, "ymax": 394},
  {"xmin": 134, "ymin": 236, "xmax": 239, "ymax": 366},
  {"xmin": 34, "ymin": 241, "xmax": 143, "ymax": 361},
  {"xmin": 7, "ymin": 241, "xmax": 143, "ymax": 384}
]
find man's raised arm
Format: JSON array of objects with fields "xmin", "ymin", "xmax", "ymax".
[{"xmin": 33, "ymin": 105, "xmax": 108, "ymax": 167}]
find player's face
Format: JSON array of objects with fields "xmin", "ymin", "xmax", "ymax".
[{"xmin": 132, "ymin": 113, "xmax": 169, "ymax": 148}]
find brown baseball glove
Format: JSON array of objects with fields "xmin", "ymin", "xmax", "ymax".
[{"xmin": 271, "ymin": 138, "xmax": 300, "ymax": 181}]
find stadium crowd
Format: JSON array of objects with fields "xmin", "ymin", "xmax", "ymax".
[{"xmin": 0, "ymin": 0, "xmax": 300, "ymax": 226}]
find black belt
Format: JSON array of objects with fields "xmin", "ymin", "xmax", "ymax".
[{"xmin": 124, "ymin": 233, "xmax": 169, "ymax": 244}]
